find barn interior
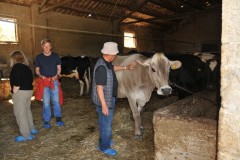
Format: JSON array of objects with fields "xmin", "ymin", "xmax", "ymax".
[{"xmin": 0, "ymin": 0, "xmax": 239, "ymax": 160}]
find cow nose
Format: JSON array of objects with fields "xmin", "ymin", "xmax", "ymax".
[{"xmin": 161, "ymin": 87, "xmax": 172, "ymax": 95}]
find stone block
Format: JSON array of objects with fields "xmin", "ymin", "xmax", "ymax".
[{"xmin": 153, "ymin": 92, "xmax": 217, "ymax": 160}]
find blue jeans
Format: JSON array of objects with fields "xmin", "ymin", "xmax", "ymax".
[
  {"xmin": 43, "ymin": 80, "xmax": 62, "ymax": 122},
  {"xmin": 96, "ymin": 97, "xmax": 116, "ymax": 151}
]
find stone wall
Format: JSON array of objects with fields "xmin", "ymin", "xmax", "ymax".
[
  {"xmin": 153, "ymin": 92, "xmax": 217, "ymax": 160},
  {"xmin": 218, "ymin": 0, "xmax": 240, "ymax": 159}
]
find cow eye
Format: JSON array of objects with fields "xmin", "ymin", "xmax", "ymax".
[{"xmin": 151, "ymin": 68, "xmax": 156, "ymax": 72}]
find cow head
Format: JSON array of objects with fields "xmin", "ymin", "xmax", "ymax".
[{"xmin": 137, "ymin": 53, "xmax": 181, "ymax": 95}]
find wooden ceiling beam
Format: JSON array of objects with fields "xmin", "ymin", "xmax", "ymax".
[
  {"xmin": 149, "ymin": 0, "xmax": 176, "ymax": 12},
  {"xmin": 89, "ymin": 0, "xmax": 170, "ymax": 22},
  {"xmin": 39, "ymin": 0, "xmax": 48, "ymax": 10},
  {"xmin": 119, "ymin": 0, "xmax": 150, "ymax": 22},
  {"xmin": 122, "ymin": 15, "xmax": 176, "ymax": 26},
  {"xmin": 90, "ymin": 0, "xmax": 127, "ymax": 8},
  {"xmin": 122, "ymin": 6, "xmax": 220, "ymax": 25},
  {"xmin": 62, "ymin": 5, "xmax": 120, "ymax": 20},
  {"xmin": 39, "ymin": 0, "xmax": 73, "ymax": 14}
]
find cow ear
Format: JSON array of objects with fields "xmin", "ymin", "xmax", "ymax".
[
  {"xmin": 136, "ymin": 59, "xmax": 151, "ymax": 67},
  {"xmin": 170, "ymin": 60, "xmax": 182, "ymax": 70}
]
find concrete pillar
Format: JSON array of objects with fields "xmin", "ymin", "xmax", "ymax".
[{"xmin": 218, "ymin": 0, "xmax": 240, "ymax": 159}]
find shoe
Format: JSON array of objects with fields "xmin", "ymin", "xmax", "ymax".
[
  {"xmin": 56, "ymin": 117, "xmax": 64, "ymax": 126},
  {"xmin": 43, "ymin": 121, "xmax": 51, "ymax": 128},
  {"xmin": 101, "ymin": 148, "xmax": 117, "ymax": 156},
  {"xmin": 15, "ymin": 135, "xmax": 35, "ymax": 142},
  {"xmin": 31, "ymin": 129, "xmax": 38, "ymax": 135}
]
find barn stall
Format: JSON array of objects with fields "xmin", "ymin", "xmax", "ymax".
[{"xmin": 1, "ymin": 0, "xmax": 239, "ymax": 160}]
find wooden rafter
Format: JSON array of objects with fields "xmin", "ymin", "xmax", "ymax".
[
  {"xmin": 125, "ymin": 15, "xmax": 176, "ymax": 26},
  {"xmin": 122, "ymin": 6, "xmax": 220, "ymax": 26},
  {"xmin": 119, "ymin": 0, "xmax": 150, "ymax": 22},
  {"xmin": 88, "ymin": 0, "xmax": 171, "ymax": 24},
  {"xmin": 39, "ymin": 0, "xmax": 48, "ymax": 10},
  {"xmin": 90, "ymin": 0, "xmax": 127, "ymax": 8},
  {"xmin": 39, "ymin": 0, "xmax": 73, "ymax": 14},
  {"xmin": 149, "ymin": 0, "xmax": 176, "ymax": 12},
  {"xmin": 62, "ymin": 5, "xmax": 120, "ymax": 20}
]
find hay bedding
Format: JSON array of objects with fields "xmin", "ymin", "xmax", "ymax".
[{"xmin": 0, "ymin": 78, "xmax": 178, "ymax": 160}]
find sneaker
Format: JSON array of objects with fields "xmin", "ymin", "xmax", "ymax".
[
  {"xmin": 31, "ymin": 129, "xmax": 38, "ymax": 135},
  {"xmin": 56, "ymin": 117, "xmax": 64, "ymax": 126},
  {"xmin": 101, "ymin": 148, "xmax": 117, "ymax": 156},
  {"xmin": 15, "ymin": 135, "xmax": 35, "ymax": 142},
  {"xmin": 43, "ymin": 121, "xmax": 51, "ymax": 129}
]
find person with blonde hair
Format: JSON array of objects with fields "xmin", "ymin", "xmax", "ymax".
[
  {"xmin": 35, "ymin": 39, "xmax": 64, "ymax": 128},
  {"xmin": 9, "ymin": 50, "xmax": 37, "ymax": 142}
]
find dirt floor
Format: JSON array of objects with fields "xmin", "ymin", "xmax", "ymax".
[{"xmin": 0, "ymin": 78, "xmax": 179, "ymax": 160}]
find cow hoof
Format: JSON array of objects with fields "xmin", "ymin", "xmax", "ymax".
[{"xmin": 133, "ymin": 135, "xmax": 143, "ymax": 141}]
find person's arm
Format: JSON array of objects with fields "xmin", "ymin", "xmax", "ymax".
[
  {"xmin": 96, "ymin": 85, "xmax": 109, "ymax": 116},
  {"xmin": 13, "ymin": 86, "xmax": 20, "ymax": 93},
  {"xmin": 114, "ymin": 61, "xmax": 136, "ymax": 71},
  {"xmin": 35, "ymin": 67, "xmax": 45, "ymax": 79},
  {"xmin": 52, "ymin": 65, "xmax": 61, "ymax": 81}
]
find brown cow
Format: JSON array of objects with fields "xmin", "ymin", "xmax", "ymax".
[{"xmin": 113, "ymin": 53, "xmax": 181, "ymax": 139}]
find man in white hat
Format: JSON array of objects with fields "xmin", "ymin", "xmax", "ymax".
[{"xmin": 91, "ymin": 42, "xmax": 135, "ymax": 156}]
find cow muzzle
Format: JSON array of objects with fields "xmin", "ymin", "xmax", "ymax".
[{"xmin": 157, "ymin": 86, "xmax": 172, "ymax": 95}]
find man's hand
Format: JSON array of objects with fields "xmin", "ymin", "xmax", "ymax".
[
  {"xmin": 126, "ymin": 61, "xmax": 136, "ymax": 70},
  {"xmin": 102, "ymin": 104, "xmax": 109, "ymax": 116},
  {"xmin": 52, "ymin": 75, "xmax": 59, "ymax": 81}
]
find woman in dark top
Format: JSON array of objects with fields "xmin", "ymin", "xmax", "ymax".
[{"xmin": 9, "ymin": 50, "xmax": 38, "ymax": 142}]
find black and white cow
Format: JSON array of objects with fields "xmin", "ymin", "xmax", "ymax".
[
  {"xmin": 60, "ymin": 56, "xmax": 90, "ymax": 96},
  {"xmin": 164, "ymin": 52, "xmax": 213, "ymax": 99},
  {"xmin": 194, "ymin": 52, "xmax": 220, "ymax": 91}
]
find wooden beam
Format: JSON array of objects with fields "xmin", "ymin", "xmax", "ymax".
[
  {"xmin": 89, "ymin": 0, "xmax": 170, "ymax": 22},
  {"xmin": 122, "ymin": 6, "xmax": 220, "ymax": 25},
  {"xmin": 119, "ymin": 0, "xmax": 150, "ymax": 22},
  {"xmin": 90, "ymin": 0, "xmax": 127, "ymax": 8},
  {"xmin": 122, "ymin": 15, "xmax": 176, "ymax": 26},
  {"xmin": 39, "ymin": 0, "xmax": 48, "ymax": 10},
  {"xmin": 39, "ymin": 0, "xmax": 73, "ymax": 14},
  {"xmin": 62, "ymin": 5, "xmax": 120, "ymax": 20},
  {"xmin": 149, "ymin": 0, "xmax": 176, "ymax": 12}
]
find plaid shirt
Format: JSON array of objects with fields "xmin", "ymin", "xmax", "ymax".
[{"xmin": 91, "ymin": 58, "xmax": 114, "ymax": 108}]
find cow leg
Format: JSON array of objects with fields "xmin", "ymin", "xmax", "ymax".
[
  {"xmin": 128, "ymin": 98, "xmax": 142, "ymax": 140},
  {"xmin": 79, "ymin": 80, "xmax": 84, "ymax": 96},
  {"xmin": 88, "ymin": 67, "xmax": 91, "ymax": 85},
  {"xmin": 84, "ymin": 72, "xmax": 89, "ymax": 94},
  {"xmin": 136, "ymin": 99, "xmax": 146, "ymax": 132},
  {"xmin": 84, "ymin": 76, "xmax": 89, "ymax": 94}
]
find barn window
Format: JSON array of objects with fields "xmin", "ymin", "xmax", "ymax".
[
  {"xmin": 0, "ymin": 17, "xmax": 18, "ymax": 43},
  {"xmin": 124, "ymin": 32, "xmax": 136, "ymax": 48}
]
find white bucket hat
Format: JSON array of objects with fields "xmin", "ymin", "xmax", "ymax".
[{"xmin": 101, "ymin": 42, "xmax": 119, "ymax": 55}]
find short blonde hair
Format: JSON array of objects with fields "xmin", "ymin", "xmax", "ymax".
[
  {"xmin": 41, "ymin": 39, "xmax": 52, "ymax": 47},
  {"xmin": 10, "ymin": 50, "xmax": 29, "ymax": 67}
]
